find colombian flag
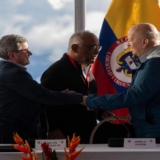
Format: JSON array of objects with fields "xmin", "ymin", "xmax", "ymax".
[{"xmin": 92, "ymin": 0, "xmax": 160, "ymax": 117}]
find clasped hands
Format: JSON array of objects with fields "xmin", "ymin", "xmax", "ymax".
[
  {"xmin": 63, "ymin": 90, "xmax": 132, "ymax": 124},
  {"xmin": 62, "ymin": 89, "xmax": 88, "ymax": 107},
  {"xmin": 81, "ymin": 95, "xmax": 132, "ymax": 124},
  {"xmin": 81, "ymin": 95, "xmax": 88, "ymax": 107}
]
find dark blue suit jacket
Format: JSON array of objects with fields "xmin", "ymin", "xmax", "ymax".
[{"xmin": 0, "ymin": 60, "xmax": 82, "ymax": 143}]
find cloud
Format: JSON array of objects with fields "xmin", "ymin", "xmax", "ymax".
[
  {"xmin": 26, "ymin": 15, "xmax": 74, "ymax": 55},
  {"xmin": 47, "ymin": 0, "xmax": 72, "ymax": 10},
  {"xmin": 0, "ymin": 14, "xmax": 31, "ymax": 34},
  {"xmin": 86, "ymin": 11, "xmax": 106, "ymax": 37},
  {"xmin": 0, "ymin": 0, "xmax": 112, "ymax": 80}
]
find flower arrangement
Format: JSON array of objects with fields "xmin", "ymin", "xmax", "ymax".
[
  {"xmin": 12, "ymin": 133, "xmax": 38, "ymax": 160},
  {"xmin": 12, "ymin": 133, "xmax": 84, "ymax": 160}
]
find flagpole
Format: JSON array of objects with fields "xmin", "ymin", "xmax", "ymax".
[{"xmin": 74, "ymin": 0, "xmax": 85, "ymax": 32}]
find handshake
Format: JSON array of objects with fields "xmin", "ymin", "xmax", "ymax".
[
  {"xmin": 63, "ymin": 89, "xmax": 88, "ymax": 107},
  {"xmin": 81, "ymin": 96, "xmax": 88, "ymax": 107},
  {"xmin": 80, "ymin": 95, "xmax": 132, "ymax": 124},
  {"xmin": 63, "ymin": 89, "xmax": 90, "ymax": 108}
]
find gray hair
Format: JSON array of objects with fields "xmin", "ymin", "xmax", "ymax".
[
  {"xmin": 68, "ymin": 30, "xmax": 93, "ymax": 49},
  {"xmin": 0, "ymin": 34, "xmax": 27, "ymax": 59}
]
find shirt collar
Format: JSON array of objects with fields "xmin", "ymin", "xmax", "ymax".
[
  {"xmin": 1, "ymin": 59, "xmax": 27, "ymax": 70},
  {"xmin": 139, "ymin": 46, "xmax": 159, "ymax": 63}
]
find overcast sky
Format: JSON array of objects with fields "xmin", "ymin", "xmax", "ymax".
[{"xmin": 0, "ymin": 0, "xmax": 112, "ymax": 81}]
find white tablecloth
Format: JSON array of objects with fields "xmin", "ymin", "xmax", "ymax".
[{"xmin": 1, "ymin": 144, "xmax": 160, "ymax": 160}]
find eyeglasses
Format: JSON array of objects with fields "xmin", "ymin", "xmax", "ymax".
[
  {"xmin": 78, "ymin": 44, "xmax": 102, "ymax": 52},
  {"xmin": 14, "ymin": 49, "xmax": 31, "ymax": 53}
]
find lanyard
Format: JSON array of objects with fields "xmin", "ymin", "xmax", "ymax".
[
  {"xmin": 85, "ymin": 65, "xmax": 91, "ymax": 89},
  {"xmin": 66, "ymin": 54, "xmax": 89, "ymax": 93}
]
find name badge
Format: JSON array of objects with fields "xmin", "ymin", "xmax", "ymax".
[
  {"xmin": 124, "ymin": 138, "xmax": 156, "ymax": 149},
  {"xmin": 35, "ymin": 139, "xmax": 66, "ymax": 150}
]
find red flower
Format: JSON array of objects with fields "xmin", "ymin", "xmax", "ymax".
[
  {"xmin": 13, "ymin": 140, "xmax": 30, "ymax": 154},
  {"xmin": 64, "ymin": 134, "xmax": 84, "ymax": 160},
  {"xmin": 41, "ymin": 142, "xmax": 58, "ymax": 160},
  {"xmin": 12, "ymin": 133, "xmax": 38, "ymax": 160},
  {"xmin": 41, "ymin": 142, "xmax": 52, "ymax": 160},
  {"xmin": 13, "ymin": 133, "xmax": 24, "ymax": 145}
]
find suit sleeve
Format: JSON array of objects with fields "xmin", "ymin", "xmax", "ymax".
[{"xmin": 3, "ymin": 69, "xmax": 83, "ymax": 106}]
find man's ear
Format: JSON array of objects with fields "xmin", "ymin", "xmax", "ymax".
[
  {"xmin": 142, "ymin": 38, "xmax": 149, "ymax": 48},
  {"xmin": 8, "ymin": 51, "xmax": 15, "ymax": 60},
  {"xmin": 71, "ymin": 44, "xmax": 78, "ymax": 53}
]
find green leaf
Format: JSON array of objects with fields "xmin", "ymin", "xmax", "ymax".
[
  {"xmin": 42, "ymin": 152, "xmax": 46, "ymax": 160},
  {"xmin": 52, "ymin": 150, "xmax": 58, "ymax": 160}
]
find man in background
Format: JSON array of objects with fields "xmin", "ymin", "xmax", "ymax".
[
  {"xmin": 83, "ymin": 23, "xmax": 160, "ymax": 138},
  {"xmin": 0, "ymin": 34, "xmax": 83, "ymax": 143},
  {"xmin": 40, "ymin": 30, "xmax": 135, "ymax": 143}
]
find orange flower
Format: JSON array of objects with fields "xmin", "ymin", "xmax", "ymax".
[
  {"xmin": 64, "ymin": 146, "xmax": 84, "ymax": 160},
  {"xmin": 12, "ymin": 133, "xmax": 38, "ymax": 160},
  {"xmin": 64, "ymin": 134, "xmax": 84, "ymax": 160},
  {"xmin": 13, "ymin": 140, "xmax": 30, "ymax": 154},
  {"xmin": 68, "ymin": 135, "xmax": 80, "ymax": 153},
  {"xmin": 13, "ymin": 133, "xmax": 24, "ymax": 145}
]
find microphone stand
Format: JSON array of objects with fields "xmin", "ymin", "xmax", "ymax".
[
  {"xmin": 43, "ymin": 110, "xmax": 49, "ymax": 139},
  {"xmin": 108, "ymin": 115, "xmax": 132, "ymax": 147},
  {"xmin": 113, "ymin": 115, "xmax": 131, "ymax": 138}
]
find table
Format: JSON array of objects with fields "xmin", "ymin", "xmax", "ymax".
[{"xmin": 1, "ymin": 144, "xmax": 160, "ymax": 160}]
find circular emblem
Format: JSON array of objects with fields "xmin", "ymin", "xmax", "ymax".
[{"xmin": 105, "ymin": 37, "xmax": 133, "ymax": 88}]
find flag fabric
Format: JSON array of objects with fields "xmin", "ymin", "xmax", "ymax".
[{"xmin": 92, "ymin": 0, "xmax": 160, "ymax": 117}]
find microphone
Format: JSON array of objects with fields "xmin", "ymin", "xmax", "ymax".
[
  {"xmin": 112, "ymin": 115, "xmax": 131, "ymax": 138},
  {"xmin": 108, "ymin": 115, "xmax": 132, "ymax": 147},
  {"xmin": 43, "ymin": 110, "xmax": 49, "ymax": 139},
  {"xmin": 89, "ymin": 114, "xmax": 132, "ymax": 145}
]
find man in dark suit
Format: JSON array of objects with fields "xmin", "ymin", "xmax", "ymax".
[
  {"xmin": 40, "ymin": 30, "xmax": 110, "ymax": 143},
  {"xmin": 40, "ymin": 30, "xmax": 135, "ymax": 143},
  {"xmin": 0, "ymin": 34, "xmax": 83, "ymax": 143}
]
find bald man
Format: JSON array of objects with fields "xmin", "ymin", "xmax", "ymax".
[{"xmin": 83, "ymin": 23, "xmax": 160, "ymax": 138}]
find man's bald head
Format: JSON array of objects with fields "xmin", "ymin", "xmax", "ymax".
[
  {"xmin": 128, "ymin": 23, "xmax": 160, "ymax": 57},
  {"xmin": 129, "ymin": 23, "xmax": 160, "ymax": 45}
]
